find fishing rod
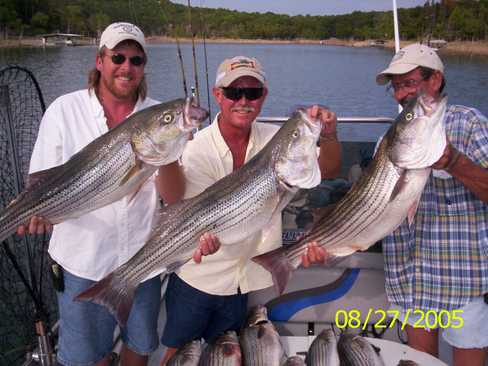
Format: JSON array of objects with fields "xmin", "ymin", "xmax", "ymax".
[
  {"xmin": 392, "ymin": 0, "xmax": 402, "ymax": 113},
  {"xmin": 175, "ymin": 36, "xmax": 189, "ymax": 97},
  {"xmin": 187, "ymin": 0, "xmax": 201, "ymax": 106},
  {"xmin": 198, "ymin": 1, "xmax": 213, "ymax": 123}
]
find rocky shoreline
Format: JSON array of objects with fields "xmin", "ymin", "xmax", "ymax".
[{"xmin": 2, "ymin": 36, "xmax": 488, "ymax": 58}]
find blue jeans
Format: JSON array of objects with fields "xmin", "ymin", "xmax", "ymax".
[
  {"xmin": 57, "ymin": 269, "xmax": 161, "ymax": 366},
  {"xmin": 161, "ymin": 273, "xmax": 248, "ymax": 348}
]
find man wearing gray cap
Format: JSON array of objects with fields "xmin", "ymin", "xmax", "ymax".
[
  {"xmin": 157, "ymin": 55, "xmax": 342, "ymax": 365},
  {"xmin": 21, "ymin": 22, "xmax": 217, "ymax": 366},
  {"xmin": 377, "ymin": 43, "xmax": 488, "ymax": 365}
]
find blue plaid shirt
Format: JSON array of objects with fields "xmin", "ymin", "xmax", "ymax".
[{"xmin": 383, "ymin": 105, "xmax": 488, "ymax": 311}]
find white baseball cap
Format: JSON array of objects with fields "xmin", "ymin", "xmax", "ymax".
[
  {"xmin": 215, "ymin": 56, "xmax": 267, "ymax": 87},
  {"xmin": 99, "ymin": 22, "xmax": 146, "ymax": 53},
  {"xmin": 376, "ymin": 43, "xmax": 444, "ymax": 85}
]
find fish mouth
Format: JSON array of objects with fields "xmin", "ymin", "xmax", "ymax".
[
  {"xmin": 296, "ymin": 108, "xmax": 321, "ymax": 138},
  {"xmin": 184, "ymin": 97, "xmax": 208, "ymax": 129}
]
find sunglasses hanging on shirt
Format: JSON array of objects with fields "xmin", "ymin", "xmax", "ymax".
[{"xmin": 221, "ymin": 87, "xmax": 264, "ymax": 101}]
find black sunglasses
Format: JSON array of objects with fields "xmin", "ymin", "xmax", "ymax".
[
  {"xmin": 221, "ymin": 87, "xmax": 264, "ymax": 101},
  {"xmin": 109, "ymin": 53, "xmax": 145, "ymax": 67}
]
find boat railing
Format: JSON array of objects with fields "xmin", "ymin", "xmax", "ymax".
[{"xmin": 257, "ymin": 116, "xmax": 394, "ymax": 124}]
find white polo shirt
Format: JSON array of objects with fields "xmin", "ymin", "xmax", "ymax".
[
  {"xmin": 176, "ymin": 114, "xmax": 282, "ymax": 295},
  {"xmin": 29, "ymin": 89, "xmax": 160, "ymax": 281}
]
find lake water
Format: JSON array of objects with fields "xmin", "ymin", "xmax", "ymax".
[
  {"xmin": 1, "ymin": 43, "xmax": 487, "ymax": 366},
  {"xmin": 1, "ymin": 43, "xmax": 488, "ymax": 120}
]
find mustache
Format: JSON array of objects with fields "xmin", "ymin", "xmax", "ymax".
[{"xmin": 231, "ymin": 106, "xmax": 255, "ymax": 113}]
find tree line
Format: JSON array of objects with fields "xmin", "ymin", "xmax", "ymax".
[{"xmin": 1, "ymin": 0, "xmax": 488, "ymax": 42}]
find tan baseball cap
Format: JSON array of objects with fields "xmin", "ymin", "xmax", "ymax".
[
  {"xmin": 99, "ymin": 22, "xmax": 146, "ymax": 53},
  {"xmin": 215, "ymin": 56, "xmax": 267, "ymax": 87},
  {"xmin": 376, "ymin": 43, "xmax": 444, "ymax": 85}
]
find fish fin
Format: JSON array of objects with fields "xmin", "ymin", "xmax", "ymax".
[
  {"xmin": 390, "ymin": 171, "xmax": 407, "ymax": 201},
  {"xmin": 126, "ymin": 181, "xmax": 144, "ymax": 203},
  {"xmin": 26, "ymin": 165, "xmax": 66, "ymax": 190},
  {"xmin": 407, "ymin": 200, "xmax": 420, "ymax": 227},
  {"xmin": 74, "ymin": 271, "xmax": 136, "ymax": 326},
  {"xmin": 157, "ymin": 199, "xmax": 192, "ymax": 224},
  {"xmin": 165, "ymin": 258, "xmax": 191, "ymax": 273},
  {"xmin": 252, "ymin": 248, "xmax": 294, "ymax": 295},
  {"xmin": 120, "ymin": 158, "xmax": 144, "ymax": 187}
]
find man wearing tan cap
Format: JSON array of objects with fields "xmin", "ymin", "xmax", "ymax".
[
  {"xmin": 21, "ymin": 22, "xmax": 217, "ymax": 366},
  {"xmin": 157, "ymin": 55, "xmax": 342, "ymax": 365},
  {"xmin": 377, "ymin": 43, "xmax": 488, "ymax": 365}
]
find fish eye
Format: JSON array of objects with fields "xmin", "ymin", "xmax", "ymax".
[
  {"xmin": 405, "ymin": 112, "xmax": 414, "ymax": 121},
  {"xmin": 162, "ymin": 113, "xmax": 174, "ymax": 124}
]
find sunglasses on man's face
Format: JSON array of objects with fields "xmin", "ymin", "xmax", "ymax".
[
  {"xmin": 108, "ymin": 53, "xmax": 145, "ymax": 67},
  {"xmin": 221, "ymin": 87, "xmax": 264, "ymax": 101}
]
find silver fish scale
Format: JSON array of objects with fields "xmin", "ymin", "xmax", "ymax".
[
  {"xmin": 41, "ymin": 142, "xmax": 135, "ymax": 217},
  {"xmin": 337, "ymin": 334, "xmax": 385, "ymax": 366},
  {"xmin": 123, "ymin": 162, "xmax": 283, "ymax": 283},
  {"xmin": 0, "ymin": 133, "xmax": 137, "ymax": 235},
  {"xmin": 305, "ymin": 329, "xmax": 339, "ymax": 366},
  {"xmin": 240, "ymin": 322, "xmax": 285, "ymax": 366},
  {"xmin": 167, "ymin": 340, "xmax": 202, "ymax": 366},
  {"xmin": 286, "ymin": 142, "xmax": 401, "ymax": 263}
]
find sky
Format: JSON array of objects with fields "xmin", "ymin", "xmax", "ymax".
[{"xmin": 170, "ymin": 0, "xmax": 430, "ymax": 16}]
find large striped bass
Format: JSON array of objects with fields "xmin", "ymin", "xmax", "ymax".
[
  {"xmin": 76, "ymin": 108, "xmax": 323, "ymax": 325},
  {"xmin": 0, "ymin": 97, "xmax": 207, "ymax": 243},
  {"xmin": 253, "ymin": 94, "xmax": 447, "ymax": 294}
]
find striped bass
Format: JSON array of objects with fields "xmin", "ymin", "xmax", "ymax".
[
  {"xmin": 199, "ymin": 331, "xmax": 241, "ymax": 366},
  {"xmin": 76, "ymin": 109, "xmax": 323, "ymax": 325},
  {"xmin": 240, "ymin": 305, "xmax": 285, "ymax": 366},
  {"xmin": 305, "ymin": 329, "xmax": 339, "ymax": 366},
  {"xmin": 253, "ymin": 94, "xmax": 448, "ymax": 294},
  {"xmin": 337, "ymin": 333, "xmax": 385, "ymax": 366},
  {"xmin": 167, "ymin": 340, "xmax": 202, "ymax": 366},
  {"xmin": 0, "ymin": 97, "xmax": 207, "ymax": 243}
]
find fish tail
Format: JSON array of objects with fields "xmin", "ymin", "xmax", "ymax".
[
  {"xmin": 252, "ymin": 248, "xmax": 295, "ymax": 295},
  {"xmin": 74, "ymin": 271, "xmax": 136, "ymax": 326}
]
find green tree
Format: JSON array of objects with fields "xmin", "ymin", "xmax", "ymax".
[{"xmin": 31, "ymin": 11, "xmax": 49, "ymax": 33}]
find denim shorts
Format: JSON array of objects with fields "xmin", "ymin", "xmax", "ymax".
[
  {"xmin": 160, "ymin": 273, "xmax": 248, "ymax": 348},
  {"xmin": 390, "ymin": 297, "xmax": 488, "ymax": 349},
  {"xmin": 56, "ymin": 269, "xmax": 161, "ymax": 366}
]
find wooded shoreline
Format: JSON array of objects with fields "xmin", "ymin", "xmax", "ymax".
[{"xmin": 2, "ymin": 37, "xmax": 488, "ymax": 58}]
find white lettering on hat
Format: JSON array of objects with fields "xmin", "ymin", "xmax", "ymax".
[{"xmin": 114, "ymin": 23, "xmax": 140, "ymax": 36}]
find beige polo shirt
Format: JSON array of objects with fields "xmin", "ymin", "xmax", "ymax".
[{"xmin": 176, "ymin": 114, "xmax": 282, "ymax": 295}]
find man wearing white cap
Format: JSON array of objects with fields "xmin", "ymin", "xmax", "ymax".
[
  {"xmin": 21, "ymin": 22, "xmax": 217, "ymax": 366},
  {"xmin": 157, "ymin": 55, "xmax": 342, "ymax": 365},
  {"xmin": 377, "ymin": 43, "xmax": 488, "ymax": 365}
]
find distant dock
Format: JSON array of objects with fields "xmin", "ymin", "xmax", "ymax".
[{"xmin": 40, "ymin": 33, "xmax": 95, "ymax": 47}]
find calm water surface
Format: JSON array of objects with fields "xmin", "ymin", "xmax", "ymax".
[{"xmin": 1, "ymin": 43, "xmax": 487, "ymax": 120}]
